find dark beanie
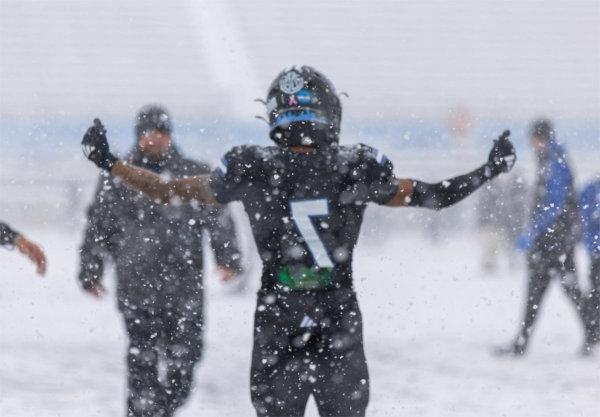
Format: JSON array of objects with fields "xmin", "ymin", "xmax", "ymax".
[
  {"xmin": 135, "ymin": 104, "xmax": 172, "ymax": 138},
  {"xmin": 529, "ymin": 118, "xmax": 554, "ymax": 141}
]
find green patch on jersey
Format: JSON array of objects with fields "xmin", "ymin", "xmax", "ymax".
[{"xmin": 277, "ymin": 265, "xmax": 333, "ymax": 290}]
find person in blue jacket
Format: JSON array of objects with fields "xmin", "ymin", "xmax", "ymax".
[
  {"xmin": 496, "ymin": 119, "xmax": 593, "ymax": 356},
  {"xmin": 579, "ymin": 178, "xmax": 600, "ymax": 351}
]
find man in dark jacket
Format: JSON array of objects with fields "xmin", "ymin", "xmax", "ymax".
[
  {"xmin": 78, "ymin": 105, "xmax": 242, "ymax": 417},
  {"xmin": 579, "ymin": 178, "xmax": 600, "ymax": 352},
  {"xmin": 497, "ymin": 119, "xmax": 591, "ymax": 356},
  {"xmin": 1, "ymin": 222, "xmax": 46, "ymax": 275}
]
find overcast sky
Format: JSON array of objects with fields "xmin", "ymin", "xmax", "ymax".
[{"xmin": 1, "ymin": 0, "xmax": 598, "ymax": 122}]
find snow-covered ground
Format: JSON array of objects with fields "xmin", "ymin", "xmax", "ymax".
[{"xmin": 1, "ymin": 228, "xmax": 598, "ymax": 417}]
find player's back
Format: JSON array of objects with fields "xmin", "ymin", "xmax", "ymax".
[{"xmin": 210, "ymin": 144, "xmax": 396, "ymax": 291}]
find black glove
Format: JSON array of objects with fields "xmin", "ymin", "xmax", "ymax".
[
  {"xmin": 81, "ymin": 118, "xmax": 118, "ymax": 171},
  {"xmin": 487, "ymin": 130, "xmax": 516, "ymax": 176}
]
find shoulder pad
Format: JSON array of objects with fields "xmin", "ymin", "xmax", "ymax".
[
  {"xmin": 218, "ymin": 145, "xmax": 279, "ymax": 176},
  {"xmin": 227, "ymin": 145, "xmax": 282, "ymax": 163}
]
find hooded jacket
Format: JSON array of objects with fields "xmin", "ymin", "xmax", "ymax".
[{"xmin": 78, "ymin": 145, "xmax": 241, "ymax": 309}]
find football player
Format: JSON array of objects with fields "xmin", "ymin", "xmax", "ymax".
[{"xmin": 82, "ymin": 66, "xmax": 516, "ymax": 417}]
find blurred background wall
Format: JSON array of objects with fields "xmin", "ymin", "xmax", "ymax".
[{"xmin": 1, "ymin": 0, "xmax": 598, "ymax": 232}]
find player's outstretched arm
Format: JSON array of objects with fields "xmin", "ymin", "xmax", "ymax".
[
  {"xmin": 14, "ymin": 234, "xmax": 47, "ymax": 276},
  {"xmin": 386, "ymin": 130, "xmax": 516, "ymax": 209},
  {"xmin": 1, "ymin": 223, "xmax": 47, "ymax": 276},
  {"xmin": 111, "ymin": 162, "xmax": 217, "ymax": 204},
  {"xmin": 81, "ymin": 119, "xmax": 218, "ymax": 205}
]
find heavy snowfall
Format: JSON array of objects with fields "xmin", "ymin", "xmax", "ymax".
[
  {"xmin": 1, "ymin": 1, "xmax": 599, "ymax": 417},
  {"xmin": 1, "ymin": 225, "xmax": 599, "ymax": 416}
]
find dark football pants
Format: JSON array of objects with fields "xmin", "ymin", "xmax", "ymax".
[
  {"xmin": 122, "ymin": 302, "xmax": 203, "ymax": 417},
  {"xmin": 518, "ymin": 245, "xmax": 589, "ymax": 345},
  {"xmin": 250, "ymin": 288, "xmax": 369, "ymax": 417},
  {"xmin": 586, "ymin": 255, "xmax": 600, "ymax": 343}
]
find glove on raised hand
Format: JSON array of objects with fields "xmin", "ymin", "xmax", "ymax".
[
  {"xmin": 81, "ymin": 118, "xmax": 118, "ymax": 171},
  {"xmin": 487, "ymin": 130, "xmax": 516, "ymax": 176}
]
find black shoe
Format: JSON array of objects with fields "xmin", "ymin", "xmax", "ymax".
[{"xmin": 493, "ymin": 336, "xmax": 527, "ymax": 357}]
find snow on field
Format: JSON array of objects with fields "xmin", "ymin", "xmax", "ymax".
[{"xmin": 1, "ymin": 228, "xmax": 598, "ymax": 417}]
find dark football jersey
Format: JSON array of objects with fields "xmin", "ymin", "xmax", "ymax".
[{"xmin": 209, "ymin": 144, "xmax": 396, "ymax": 291}]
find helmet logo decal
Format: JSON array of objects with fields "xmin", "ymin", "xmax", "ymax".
[
  {"xmin": 279, "ymin": 70, "xmax": 304, "ymax": 94},
  {"xmin": 296, "ymin": 90, "xmax": 312, "ymax": 104},
  {"xmin": 288, "ymin": 95, "xmax": 298, "ymax": 106}
]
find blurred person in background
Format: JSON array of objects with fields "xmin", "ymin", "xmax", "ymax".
[
  {"xmin": 77, "ymin": 105, "xmax": 242, "ymax": 417},
  {"xmin": 0, "ymin": 222, "xmax": 46, "ymax": 276},
  {"xmin": 579, "ymin": 177, "xmax": 600, "ymax": 353},
  {"xmin": 496, "ymin": 119, "xmax": 593, "ymax": 356},
  {"xmin": 477, "ymin": 172, "xmax": 527, "ymax": 274}
]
